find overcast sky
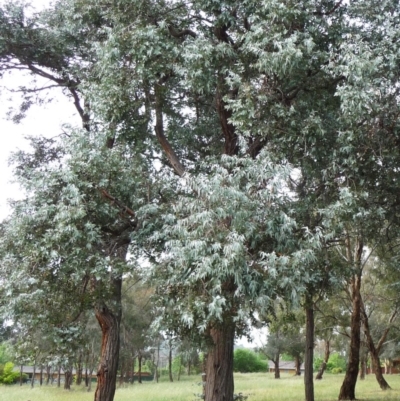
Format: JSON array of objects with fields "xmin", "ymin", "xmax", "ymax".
[{"xmin": 0, "ymin": 67, "xmax": 80, "ymax": 219}]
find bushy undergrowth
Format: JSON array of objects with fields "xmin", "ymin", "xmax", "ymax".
[
  {"xmin": 0, "ymin": 362, "xmax": 21, "ymax": 384},
  {"xmin": 234, "ymin": 349, "xmax": 267, "ymax": 373},
  {"xmin": 313, "ymin": 353, "xmax": 346, "ymax": 373}
]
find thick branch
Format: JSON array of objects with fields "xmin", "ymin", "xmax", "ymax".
[
  {"xmin": 216, "ymin": 89, "xmax": 238, "ymax": 156},
  {"xmin": 99, "ymin": 188, "xmax": 136, "ymax": 218},
  {"xmin": 168, "ymin": 25, "xmax": 197, "ymax": 39},
  {"xmin": 154, "ymin": 84, "xmax": 185, "ymax": 176}
]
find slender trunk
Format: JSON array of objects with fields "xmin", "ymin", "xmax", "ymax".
[
  {"xmin": 178, "ymin": 356, "xmax": 182, "ymax": 381},
  {"xmin": 188, "ymin": 359, "xmax": 191, "ymax": 376},
  {"xmin": 204, "ymin": 323, "xmax": 235, "ymax": 401},
  {"xmin": 304, "ymin": 299, "xmax": 315, "ymax": 401},
  {"xmin": 57, "ymin": 365, "xmax": 61, "ymax": 388},
  {"xmin": 85, "ymin": 366, "xmax": 89, "ymax": 387},
  {"xmin": 20, "ymin": 364, "xmax": 23, "ymax": 386},
  {"xmin": 338, "ymin": 237, "xmax": 363, "ymax": 401},
  {"xmin": 40, "ymin": 364, "xmax": 43, "ymax": 386},
  {"xmin": 31, "ymin": 364, "xmax": 36, "ymax": 388},
  {"xmin": 338, "ymin": 274, "xmax": 361, "ymax": 400},
  {"xmin": 294, "ymin": 355, "xmax": 301, "ymax": 376},
  {"xmin": 138, "ymin": 354, "xmax": 143, "ymax": 384},
  {"xmin": 315, "ymin": 340, "xmax": 330, "ymax": 380},
  {"xmin": 359, "ymin": 350, "xmax": 367, "ymax": 380},
  {"xmin": 94, "ymin": 287, "xmax": 122, "ymax": 401},
  {"xmin": 119, "ymin": 360, "xmax": 124, "ymax": 387},
  {"xmin": 168, "ymin": 342, "xmax": 174, "ymax": 382},
  {"xmin": 64, "ymin": 369, "xmax": 72, "ymax": 390},
  {"xmin": 154, "ymin": 342, "xmax": 160, "ymax": 383},
  {"xmin": 87, "ymin": 368, "xmax": 94, "ymax": 392},
  {"xmin": 76, "ymin": 354, "xmax": 83, "ymax": 385},
  {"xmin": 363, "ymin": 313, "xmax": 390, "ymax": 390},
  {"xmin": 273, "ymin": 354, "xmax": 280, "ymax": 379},
  {"xmin": 132, "ymin": 356, "xmax": 135, "ymax": 384},
  {"xmin": 46, "ymin": 364, "xmax": 51, "ymax": 385},
  {"xmin": 361, "ymin": 298, "xmax": 395, "ymax": 390}
]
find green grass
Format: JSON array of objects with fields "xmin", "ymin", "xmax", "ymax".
[{"xmin": 1, "ymin": 373, "xmax": 400, "ymax": 401}]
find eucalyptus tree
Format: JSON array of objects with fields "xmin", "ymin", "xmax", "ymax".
[
  {"xmin": 0, "ymin": 128, "xmax": 152, "ymax": 401},
  {"xmin": 2, "ymin": 2, "xmax": 400, "ymax": 401}
]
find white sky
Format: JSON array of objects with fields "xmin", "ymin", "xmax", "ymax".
[
  {"xmin": 0, "ymin": 72, "xmax": 79, "ymax": 220},
  {"xmin": 0, "ymin": 0, "xmax": 75, "ymax": 219}
]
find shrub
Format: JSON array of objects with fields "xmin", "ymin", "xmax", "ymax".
[
  {"xmin": 234, "ymin": 349, "xmax": 267, "ymax": 373},
  {"xmin": 326, "ymin": 353, "xmax": 346, "ymax": 373},
  {"xmin": 0, "ymin": 362, "xmax": 20, "ymax": 384},
  {"xmin": 331, "ymin": 367, "xmax": 343, "ymax": 374}
]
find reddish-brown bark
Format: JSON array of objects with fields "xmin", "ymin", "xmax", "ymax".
[{"xmin": 204, "ymin": 323, "xmax": 235, "ymax": 401}]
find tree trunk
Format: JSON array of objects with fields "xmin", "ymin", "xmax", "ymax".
[
  {"xmin": 57, "ymin": 365, "xmax": 61, "ymax": 388},
  {"xmin": 76, "ymin": 354, "xmax": 83, "ymax": 385},
  {"xmin": 294, "ymin": 355, "xmax": 301, "ymax": 376},
  {"xmin": 338, "ymin": 274, "xmax": 362, "ymax": 400},
  {"xmin": 304, "ymin": 299, "xmax": 315, "ymax": 401},
  {"xmin": 138, "ymin": 353, "xmax": 143, "ymax": 384},
  {"xmin": 94, "ymin": 293, "xmax": 121, "ymax": 401},
  {"xmin": 361, "ymin": 298, "xmax": 394, "ymax": 390},
  {"xmin": 204, "ymin": 323, "xmax": 235, "ymax": 401},
  {"xmin": 362, "ymin": 314, "xmax": 390, "ymax": 390},
  {"xmin": 178, "ymin": 356, "xmax": 182, "ymax": 381},
  {"xmin": 315, "ymin": 340, "xmax": 330, "ymax": 380},
  {"xmin": 46, "ymin": 364, "xmax": 51, "ymax": 385},
  {"xmin": 85, "ymin": 366, "xmax": 89, "ymax": 387},
  {"xmin": 360, "ymin": 349, "xmax": 368, "ymax": 380},
  {"xmin": 64, "ymin": 369, "xmax": 72, "ymax": 390},
  {"xmin": 87, "ymin": 368, "xmax": 94, "ymax": 392},
  {"xmin": 40, "ymin": 364, "xmax": 43, "ymax": 386},
  {"xmin": 273, "ymin": 354, "xmax": 280, "ymax": 379},
  {"xmin": 168, "ymin": 341, "xmax": 174, "ymax": 383},
  {"xmin": 154, "ymin": 342, "xmax": 160, "ymax": 383},
  {"xmin": 31, "ymin": 364, "xmax": 36, "ymax": 388},
  {"xmin": 20, "ymin": 364, "xmax": 23, "ymax": 386}
]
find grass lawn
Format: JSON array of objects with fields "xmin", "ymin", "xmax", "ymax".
[{"xmin": 1, "ymin": 373, "xmax": 400, "ymax": 401}]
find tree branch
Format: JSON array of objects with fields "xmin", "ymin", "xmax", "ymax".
[{"xmin": 154, "ymin": 83, "xmax": 185, "ymax": 176}]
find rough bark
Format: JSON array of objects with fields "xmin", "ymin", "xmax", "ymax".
[
  {"xmin": 338, "ymin": 274, "xmax": 361, "ymax": 400},
  {"xmin": 204, "ymin": 323, "xmax": 235, "ymax": 401},
  {"xmin": 273, "ymin": 354, "xmax": 280, "ymax": 379},
  {"xmin": 315, "ymin": 340, "xmax": 330, "ymax": 380},
  {"xmin": 94, "ymin": 287, "xmax": 121, "ymax": 401},
  {"xmin": 304, "ymin": 300, "xmax": 315, "ymax": 401}
]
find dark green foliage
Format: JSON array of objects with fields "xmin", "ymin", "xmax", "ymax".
[{"xmin": 233, "ymin": 349, "xmax": 267, "ymax": 373}]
